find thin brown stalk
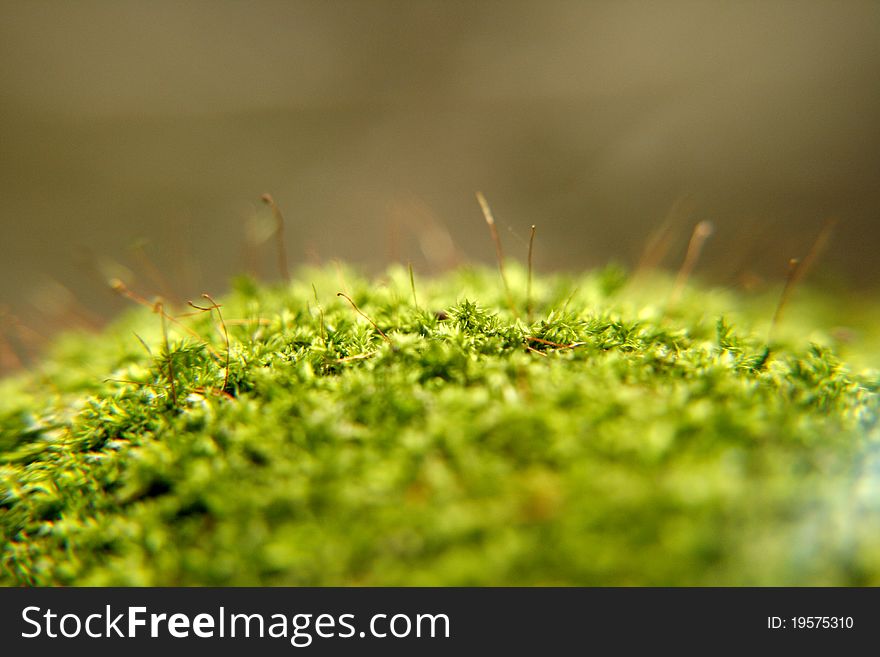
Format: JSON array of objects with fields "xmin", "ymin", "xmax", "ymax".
[
  {"xmin": 110, "ymin": 279, "xmax": 218, "ymax": 357},
  {"xmin": 670, "ymin": 221, "xmax": 714, "ymax": 305},
  {"xmin": 792, "ymin": 218, "xmax": 838, "ymax": 289},
  {"xmin": 527, "ymin": 224, "xmax": 536, "ymax": 322},
  {"xmin": 475, "ymin": 192, "xmax": 518, "ymax": 318},
  {"xmin": 409, "ymin": 262, "xmax": 420, "ymax": 310},
  {"xmin": 635, "ymin": 195, "xmax": 695, "ymax": 276},
  {"xmin": 337, "ymin": 292, "xmax": 392, "ymax": 344},
  {"xmin": 768, "ymin": 219, "xmax": 838, "ymax": 342},
  {"xmin": 260, "ymin": 193, "xmax": 291, "ymax": 282},
  {"xmin": 188, "ymin": 293, "xmax": 230, "ymax": 392},
  {"xmin": 769, "ymin": 258, "xmax": 801, "ymax": 343}
]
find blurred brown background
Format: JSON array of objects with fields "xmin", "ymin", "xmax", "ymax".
[{"xmin": 1, "ymin": 0, "xmax": 878, "ymax": 327}]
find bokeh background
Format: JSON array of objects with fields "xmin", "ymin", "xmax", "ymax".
[{"xmin": 1, "ymin": 0, "xmax": 878, "ymax": 352}]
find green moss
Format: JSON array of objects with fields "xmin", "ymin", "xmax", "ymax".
[{"xmin": 1, "ymin": 264, "xmax": 878, "ymax": 585}]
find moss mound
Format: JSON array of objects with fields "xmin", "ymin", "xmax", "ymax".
[{"xmin": 1, "ymin": 265, "xmax": 878, "ymax": 585}]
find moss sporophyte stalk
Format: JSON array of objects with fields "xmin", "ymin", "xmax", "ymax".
[{"xmin": 0, "ymin": 264, "xmax": 878, "ymax": 585}]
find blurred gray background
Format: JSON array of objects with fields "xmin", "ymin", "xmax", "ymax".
[{"xmin": 1, "ymin": 0, "xmax": 878, "ymax": 329}]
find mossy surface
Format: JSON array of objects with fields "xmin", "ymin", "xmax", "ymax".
[{"xmin": 1, "ymin": 264, "xmax": 878, "ymax": 586}]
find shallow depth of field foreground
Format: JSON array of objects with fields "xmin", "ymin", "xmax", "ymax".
[{"xmin": 1, "ymin": 264, "xmax": 878, "ymax": 585}]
